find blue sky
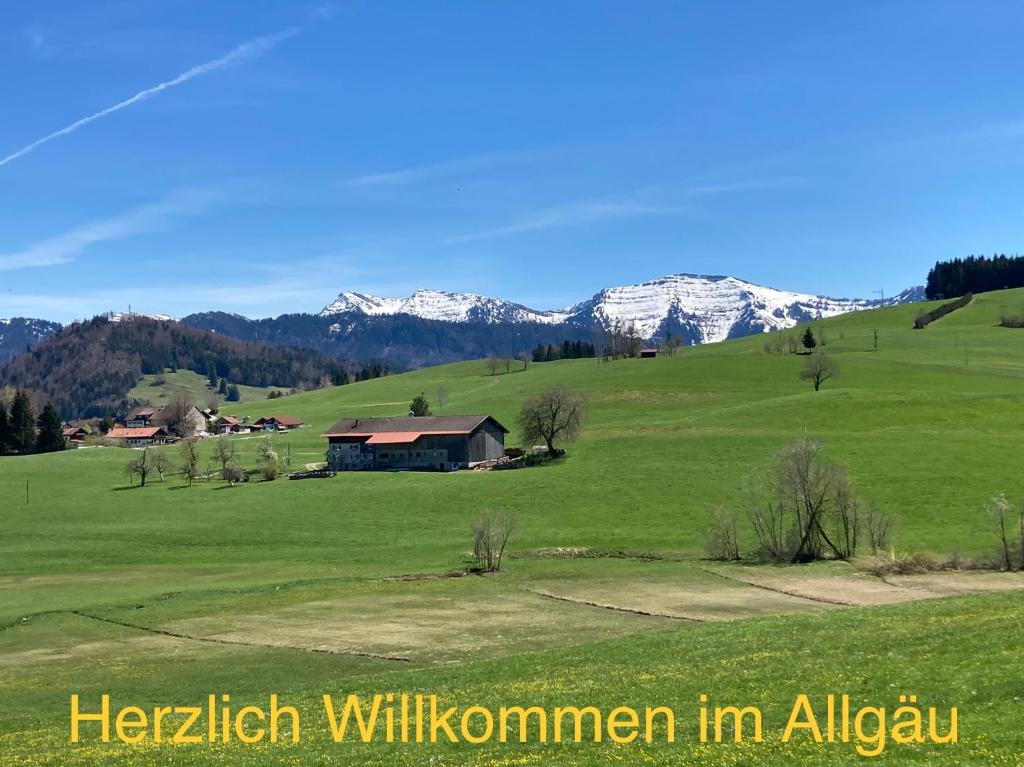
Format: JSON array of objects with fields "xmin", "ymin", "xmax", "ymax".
[{"xmin": 2, "ymin": 1, "xmax": 1024, "ymax": 322}]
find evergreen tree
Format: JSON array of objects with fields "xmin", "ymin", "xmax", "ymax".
[
  {"xmin": 9, "ymin": 390, "xmax": 36, "ymax": 454},
  {"xmin": 218, "ymin": 377, "xmax": 228, "ymax": 395},
  {"xmin": 0, "ymin": 400, "xmax": 10, "ymax": 453},
  {"xmin": 409, "ymin": 392, "xmax": 431, "ymax": 416},
  {"xmin": 801, "ymin": 327, "xmax": 817, "ymax": 351},
  {"xmin": 226, "ymin": 384, "xmax": 241, "ymax": 402},
  {"xmin": 36, "ymin": 402, "xmax": 65, "ymax": 453}
]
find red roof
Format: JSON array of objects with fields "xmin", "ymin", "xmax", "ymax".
[
  {"xmin": 108, "ymin": 427, "xmax": 166, "ymax": 439},
  {"xmin": 364, "ymin": 432, "xmax": 422, "ymax": 445},
  {"xmin": 217, "ymin": 416, "xmax": 240, "ymax": 425}
]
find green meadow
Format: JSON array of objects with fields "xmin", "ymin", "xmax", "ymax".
[
  {"xmin": 2, "ymin": 289, "xmax": 1024, "ymax": 765},
  {"xmin": 126, "ymin": 369, "xmax": 277, "ymax": 409}
]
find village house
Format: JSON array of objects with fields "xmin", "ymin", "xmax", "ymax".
[
  {"xmin": 125, "ymin": 407, "xmax": 159, "ymax": 427},
  {"xmin": 126, "ymin": 404, "xmax": 208, "ymax": 436},
  {"xmin": 107, "ymin": 426, "xmax": 169, "ymax": 447},
  {"xmin": 254, "ymin": 416, "xmax": 304, "ymax": 431},
  {"xmin": 62, "ymin": 426, "xmax": 89, "ymax": 448},
  {"xmin": 323, "ymin": 415, "xmax": 507, "ymax": 472},
  {"xmin": 214, "ymin": 416, "xmax": 251, "ymax": 434}
]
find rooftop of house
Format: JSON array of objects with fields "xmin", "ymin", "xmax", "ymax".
[
  {"xmin": 107, "ymin": 427, "xmax": 167, "ymax": 439},
  {"xmin": 323, "ymin": 414, "xmax": 508, "ymax": 438},
  {"xmin": 256, "ymin": 416, "xmax": 304, "ymax": 426}
]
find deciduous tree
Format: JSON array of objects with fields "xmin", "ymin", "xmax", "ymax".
[
  {"xmin": 517, "ymin": 387, "xmax": 587, "ymax": 455},
  {"xmin": 800, "ymin": 351, "xmax": 838, "ymax": 391}
]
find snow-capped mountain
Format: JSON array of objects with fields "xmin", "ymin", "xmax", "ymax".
[
  {"xmin": 321, "ymin": 289, "xmax": 570, "ymax": 325},
  {"xmin": 320, "ymin": 275, "xmax": 923, "ymax": 345},
  {"xmin": 107, "ymin": 311, "xmax": 177, "ymax": 323},
  {"xmin": 0, "ymin": 317, "xmax": 63, "ymax": 362}
]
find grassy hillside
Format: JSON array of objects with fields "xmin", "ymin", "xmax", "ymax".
[
  {"xmin": 127, "ymin": 369, "xmax": 279, "ymax": 409},
  {"xmin": 2, "ymin": 289, "xmax": 1024, "ymax": 765}
]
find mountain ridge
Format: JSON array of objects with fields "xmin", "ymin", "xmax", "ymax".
[
  {"xmin": 2, "ymin": 273, "xmax": 925, "ymax": 372},
  {"xmin": 319, "ymin": 273, "xmax": 924, "ymax": 344}
]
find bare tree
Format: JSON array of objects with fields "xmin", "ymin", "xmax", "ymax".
[
  {"xmin": 435, "ymin": 385, "xmax": 448, "ymax": 409},
  {"xmin": 503, "ymin": 355, "xmax": 513, "ymax": 374},
  {"xmin": 214, "ymin": 437, "xmax": 236, "ymax": 479},
  {"xmin": 486, "ymin": 354, "xmax": 501, "ymax": 376},
  {"xmin": 704, "ymin": 507, "xmax": 741, "ymax": 560},
  {"xmin": 623, "ymin": 321, "xmax": 643, "ymax": 358},
  {"xmin": 162, "ymin": 392, "xmax": 197, "ymax": 438},
  {"xmin": 471, "ymin": 509, "xmax": 514, "ymax": 572},
  {"xmin": 205, "ymin": 391, "xmax": 221, "ymax": 415},
  {"xmin": 152, "ymin": 451, "xmax": 171, "ymax": 482},
  {"xmin": 786, "ymin": 335, "xmax": 799, "ymax": 354},
  {"xmin": 987, "ymin": 494, "xmax": 1015, "ymax": 571},
  {"xmin": 125, "ymin": 448, "xmax": 153, "ymax": 487},
  {"xmin": 179, "ymin": 439, "xmax": 201, "ymax": 486},
  {"xmin": 517, "ymin": 351, "xmax": 530, "ymax": 371},
  {"xmin": 660, "ymin": 334, "xmax": 681, "ymax": 357},
  {"xmin": 800, "ymin": 351, "xmax": 838, "ymax": 391},
  {"xmin": 517, "ymin": 387, "xmax": 587, "ymax": 455},
  {"xmin": 863, "ymin": 501, "xmax": 894, "ymax": 554},
  {"xmin": 746, "ymin": 440, "xmax": 862, "ymax": 563}
]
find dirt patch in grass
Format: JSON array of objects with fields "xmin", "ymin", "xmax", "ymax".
[
  {"xmin": 529, "ymin": 576, "xmax": 830, "ymax": 621},
  {"xmin": 884, "ymin": 570, "xmax": 1024, "ymax": 595},
  {"xmin": 165, "ymin": 591, "xmax": 669, "ymax": 663}
]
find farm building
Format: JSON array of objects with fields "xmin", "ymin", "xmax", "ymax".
[
  {"xmin": 125, "ymin": 407, "xmax": 160, "ymax": 427},
  {"xmin": 107, "ymin": 427, "xmax": 168, "ymax": 447},
  {"xmin": 126, "ymin": 404, "xmax": 207, "ymax": 435},
  {"xmin": 323, "ymin": 415, "xmax": 508, "ymax": 472},
  {"xmin": 639, "ymin": 348, "xmax": 658, "ymax": 358},
  {"xmin": 62, "ymin": 426, "xmax": 88, "ymax": 448},
  {"xmin": 214, "ymin": 416, "xmax": 251, "ymax": 434},
  {"xmin": 254, "ymin": 416, "xmax": 304, "ymax": 431}
]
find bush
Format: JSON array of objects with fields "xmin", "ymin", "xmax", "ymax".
[
  {"xmin": 914, "ymin": 293, "xmax": 972, "ymax": 328},
  {"xmin": 999, "ymin": 313, "xmax": 1024, "ymax": 328},
  {"xmin": 856, "ymin": 550, "xmax": 938, "ymax": 576},
  {"xmin": 704, "ymin": 508, "xmax": 741, "ymax": 561},
  {"xmin": 222, "ymin": 465, "xmax": 245, "ymax": 484},
  {"xmin": 471, "ymin": 509, "xmax": 514, "ymax": 572}
]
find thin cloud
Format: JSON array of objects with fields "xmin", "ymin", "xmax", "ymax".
[
  {"xmin": 446, "ymin": 199, "xmax": 679, "ymax": 245},
  {"xmin": 0, "ymin": 189, "xmax": 219, "ymax": 272},
  {"xmin": 0, "ymin": 9, "xmax": 330, "ymax": 169},
  {"xmin": 347, "ymin": 149, "xmax": 544, "ymax": 187}
]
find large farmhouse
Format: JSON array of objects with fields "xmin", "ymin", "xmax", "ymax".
[{"xmin": 323, "ymin": 415, "xmax": 508, "ymax": 471}]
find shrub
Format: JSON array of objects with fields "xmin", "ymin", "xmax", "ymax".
[
  {"xmin": 222, "ymin": 465, "xmax": 245, "ymax": 484},
  {"xmin": 999, "ymin": 313, "xmax": 1024, "ymax": 328},
  {"xmin": 856, "ymin": 550, "xmax": 938, "ymax": 576},
  {"xmin": 745, "ymin": 440, "xmax": 866, "ymax": 563},
  {"xmin": 704, "ymin": 507, "xmax": 741, "ymax": 561},
  {"xmin": 471, "ymin": 509, "xmax": 514, "ymax": 572},
  {"xmin": 914, "ymin": 293, "xmax": 972, "ymax": 329}
]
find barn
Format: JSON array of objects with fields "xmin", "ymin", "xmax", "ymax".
[{"xmin": 323, "ymin": 415, "xmax": 508, "ymax": 472}]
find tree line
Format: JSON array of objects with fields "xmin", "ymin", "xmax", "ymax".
[
  {"xmin": 531, "ymin": 340, "xmax": 597, "ymax": 362},
  {"xmin": 925, "ymin": 254, "xmax": 1024, "ymax": 299},
  {"xmin": 0, "ymin": 388, "xmax": 65, "ymax": 455}
]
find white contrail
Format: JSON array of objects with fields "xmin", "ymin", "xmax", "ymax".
[{"xmin": 0, "ymin": 25, "xmax": 302, "ymax": 169}]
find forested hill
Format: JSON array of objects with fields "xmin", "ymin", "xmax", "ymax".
[
  {"xmin": 0, "ymin": 316, "xmax": 381, "ymax": 418},
  {"xmin": 926, "ymin": 254, "xmax": 1024, "ymax": 299}
]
